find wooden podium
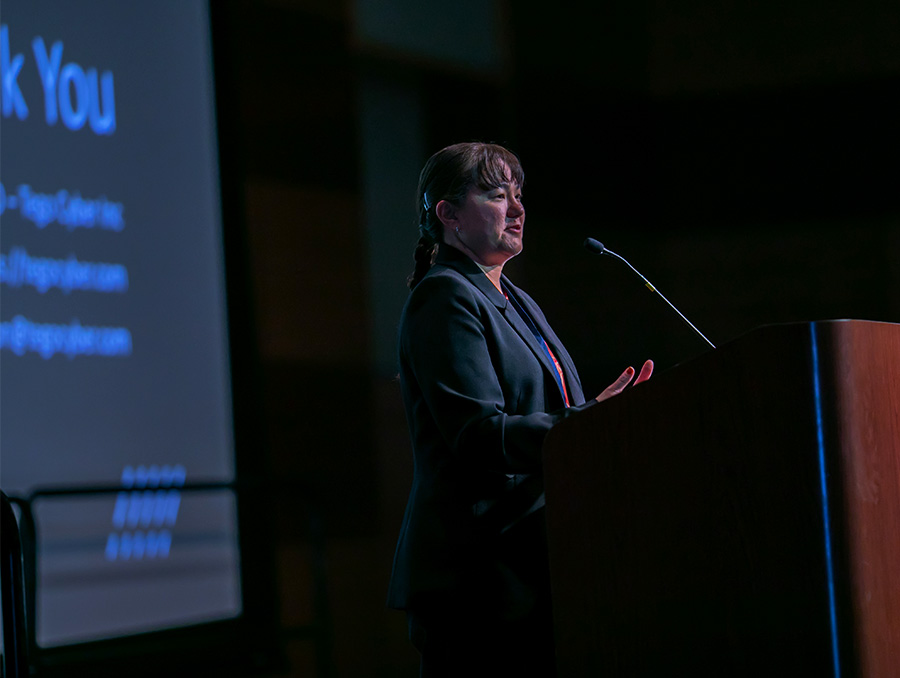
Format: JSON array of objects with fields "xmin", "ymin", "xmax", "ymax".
[{"xmin": 543, "ymin": 320, "xmax": 900, "ymax": 677}]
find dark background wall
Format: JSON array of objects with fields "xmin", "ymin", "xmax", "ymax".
[{"xmin": 214, "ymin": 1, "xmax": 898, "ymax": 675}]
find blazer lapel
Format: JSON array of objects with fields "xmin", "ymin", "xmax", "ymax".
[
  {"xmin": 505, "ymin": 278, "xmax": 586, "ymax": 406},
  {"xmin": 499, "ymin": 285, "xmax": 563, "ymax": 388},
  {"xmin": 434, "ymin": 246, "xmax": 561, "ymax": 389}
]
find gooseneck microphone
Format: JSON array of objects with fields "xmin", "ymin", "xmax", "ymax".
[{"xmin": 584, "ymin": 237, "xmax": 716, "ymax": 349}]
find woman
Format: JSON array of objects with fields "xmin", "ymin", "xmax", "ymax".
[{"xmin": 388, "ymin": 142, "xmax": 652, "ymax": 676}]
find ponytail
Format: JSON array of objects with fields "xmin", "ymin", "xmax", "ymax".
[
  {"xmin": 406, "ymin": 183, "xmax": 443, "ymax": 290},
  {"xmin": 407, "ymin": 235, "xmax": 438, "ymax": 289}
]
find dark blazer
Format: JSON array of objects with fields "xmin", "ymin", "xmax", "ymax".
[{"xmin": 387, "ymin": 244, "xmax": 594, "ymax": 616}]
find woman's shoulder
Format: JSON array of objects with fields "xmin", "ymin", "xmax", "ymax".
[
  {"xmin": 401, "ymin": 266, "xmax": 487, "ymax": 325},
  {"xmin": 412, "ymin": 264, "xmax": 479, "ymax": 299}
]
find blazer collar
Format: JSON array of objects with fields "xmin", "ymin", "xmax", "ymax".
[
  {"xmin": 433, "ymin": 244, "xmax": 582, "ymax": 406},
  {"xmin": 433, "ymin": 244, "xmax": 509, "ymax": 309},
  {"xmin": 433, "ymin": 245, "xmax": 557, "ymax": 383}
]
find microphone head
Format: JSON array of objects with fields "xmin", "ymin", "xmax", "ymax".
[{"xmin": 583, "ymin": 238, "xmax": 606, "ymax": 255}]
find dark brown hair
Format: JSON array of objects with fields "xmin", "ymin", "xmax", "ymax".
[{"xmin": 407, "ymin": 142, "xmax": 524, "ymax": 289}]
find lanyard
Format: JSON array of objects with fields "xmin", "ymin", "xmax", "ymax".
[{"xmin": 504, "ymin": 285, "xmax": 570, "ymax": 408}]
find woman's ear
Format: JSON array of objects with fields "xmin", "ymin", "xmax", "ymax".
[{"xmin": 435, "ymin": 200, "xmax": 456, "ymax": 228}]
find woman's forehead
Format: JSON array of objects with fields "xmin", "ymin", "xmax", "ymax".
[
  {"xmin": 476, "ymin": 157, "xmax": 523, "ymax": 189},
  {"xmin": 487, "ymin": 175, "xmax": 521, "ymax": 189},
  {"xmin": 477, "ymin": 176, "xmax": 522, "ymax": 193}
]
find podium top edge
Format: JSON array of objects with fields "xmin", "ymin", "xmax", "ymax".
[{"xmin": 724, "ymin": 318, "xmax": 898, "ymax": 346}]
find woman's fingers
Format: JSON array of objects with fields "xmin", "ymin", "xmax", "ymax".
[
  {"xmin": 595, "ymin": 366, "xmax": 635, "ymax": 403},
  {"xmin": 594, "ymin": 359, "xmax": 653, "ymax": 403},
  {"xmin": 635, "ymin": 359, "xmax": 654, "ymax": 385}
]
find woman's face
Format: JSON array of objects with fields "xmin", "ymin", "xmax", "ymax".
[{"xmin": 447, "ymin": 171, "xmax": 525, "ymax": 267}]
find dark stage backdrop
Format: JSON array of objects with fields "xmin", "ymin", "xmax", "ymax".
[{"xmin": 0, "ymin": 1, "xmax": 241, "ymax": 648}]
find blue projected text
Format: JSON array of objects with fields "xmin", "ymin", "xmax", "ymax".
[
  {"xmin": 0, "ymin": 182, "xmax": 125, "ymax": 232},
  {"xmin": 1, "ymin": 247, "xmax": 128, "ymax": 294},
  {"xmin": 0, "ymin": 315, "xmax": 132, "ymax": 359},
  {"xmin": 106, "ymin": 465, "xmax": 186, "ymax": 561},
  {"xmin": 1, "ymin": 24, "xmax": 116, "ymax": 134}
]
